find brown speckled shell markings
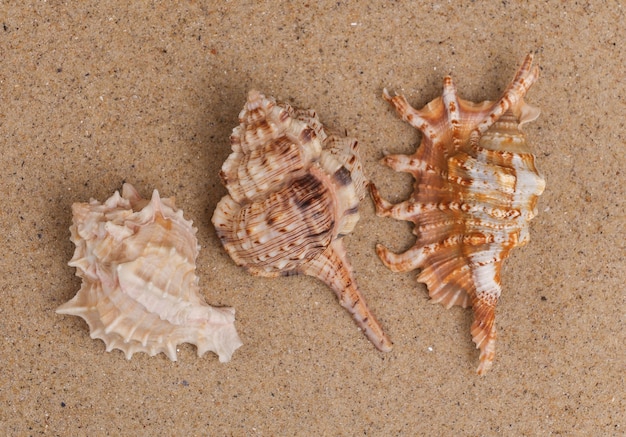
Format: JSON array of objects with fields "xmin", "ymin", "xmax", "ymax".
[
  {"xmin": 57, "ymin": 184, "xmax": 243, "ymax": 362},
  {"xmin": 370, "ymin": 54, "xmax": 545, "ymax": 374},
  {"xmin": 212, "ymin": 90, "xmax": 392, "ymax": 352}
]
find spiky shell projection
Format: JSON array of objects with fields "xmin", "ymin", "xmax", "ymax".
[
  {"xmin": 58, "ymin": 183, "xmax": 243, "ymax": 362},
  {"xmin": 212, "ymin": 90, "xmax": 392, "ymax": 352},
  {"xmin": 370, "ymin": 54, "xmax": 545, "ymax": 374}
]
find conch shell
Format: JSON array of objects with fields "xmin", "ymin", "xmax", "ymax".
[
  {"xmin": 212, "ymin": 90, "xmax": 392, "ymax": 351},
  {"xmin": 57, "ymin": 183, "xmax": 243, "ymax": 362},
  {"xmin": 370, "ymin": 54, "xmax": 545, "ymax": 374}
]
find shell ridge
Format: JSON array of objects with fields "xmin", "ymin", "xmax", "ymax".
[
  {"xmin": 116, "ymin": 254, "xmax": 196, "ymax": 323},
  {"xmin": 470, "ymin": 295, "xmax": 497, "ymax": 375},
  {"xmin": 317, "ymin": 152, "xmax": 362, "ymax": 236},
  {"xmin": 424, "ymin": 260, "xmax": 474, "ymax": 309}
]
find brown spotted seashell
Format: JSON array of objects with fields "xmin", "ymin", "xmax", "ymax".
[
  {"xmin": 57, "ymin": 183, "xmax": 243, "ymax": 362},
  {"xmin": 370, "ymin": 54, "xmax": 545, "ymax": 374},
  {"xmin": 212, "ymin": 90, "xmax": 392, "ymax": 351}
]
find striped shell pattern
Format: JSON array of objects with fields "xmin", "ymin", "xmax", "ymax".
[
  {"xmin": 212, "ymin": 90, "xmax": 392, "ymax": 352},
  {"xmin": 370, "ymin": 55, "xmax": 545, "ymax": 374}
]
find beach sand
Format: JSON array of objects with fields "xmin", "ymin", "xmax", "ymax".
[{"xmin": 1, "ymin": 2, "xmax": 624, "ymax": 435}]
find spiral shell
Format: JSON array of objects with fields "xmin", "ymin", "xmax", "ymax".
[
  {"xmin": 370, "ymin": 54, "xmax": 545, "ymax": 374},
  {"xmin": 57, "ymin": 183, "xmax": 243, "ymax": 362},
  {"xmin": 212, "ymin": 90, "xmax": 392, "ymax": 352}
]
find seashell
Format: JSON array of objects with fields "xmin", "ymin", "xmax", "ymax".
[
  {"xmin": 212, "ymin": 90, "xmax": 392, "ymax": 351},
  {"xmin": 370, "ymin": 54, "xmax": 545, "ymax": 374},
  {"xmin": 57, "ymin": 183, "xmax": 243, "ymax": 362}
]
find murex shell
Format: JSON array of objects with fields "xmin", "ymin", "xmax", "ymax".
[
  {"xmin": 370, "ymin": 54, "xmax": 545, "ymax": 374},
  {"xmin": 212, "ymin": 90, "xmax": 392, "ymax": 351},
  {"xmin": 57, "ymin": 183, "xmax": 243, "ymax": 362}
]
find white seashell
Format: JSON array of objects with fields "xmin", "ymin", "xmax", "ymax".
[
  {"xmin": 57, "ymin": 183, "xmax": 242, "ymax": 362},
  {"xmin": 212, "ymin": 90, "xmax": 392, "ymax": 351}
]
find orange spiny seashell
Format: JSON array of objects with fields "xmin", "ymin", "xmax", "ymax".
[{"xmin": 370, "ymin": 54, "xmax": 545, "ymax": 374}]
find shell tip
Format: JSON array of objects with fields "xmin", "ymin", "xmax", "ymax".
[{"xmin": 121, "ymin": 183, "xmax": 141, "ymax": 202}]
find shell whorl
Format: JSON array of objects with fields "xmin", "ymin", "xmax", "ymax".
[
  {"xmin": 212, "ymin": 90, "xmax": 392, "ymax": 352},
  {"xmin": 371, "ymin": 54, "xmax": 545, "ymax": 374}
]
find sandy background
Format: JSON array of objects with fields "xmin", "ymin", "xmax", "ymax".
[{"xmin": 1, "ymin": 1, "xmax": 624, "ymax": 435}]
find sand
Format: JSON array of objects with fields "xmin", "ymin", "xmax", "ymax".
[{"xmin": 1, "ymin": 1, "xmax": 624, "ymax": 435}]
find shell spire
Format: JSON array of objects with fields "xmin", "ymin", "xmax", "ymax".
[
  {"xmin": 212, "ymin": 90, "xmax": 392, "ymax": 352},
  {"xmin": 58, "ymin": 183, "xmax": 243, "ymax": 362},
  {"xmin": 371, "ymin": 54, "xmax": 545, "ymax": 374}
]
